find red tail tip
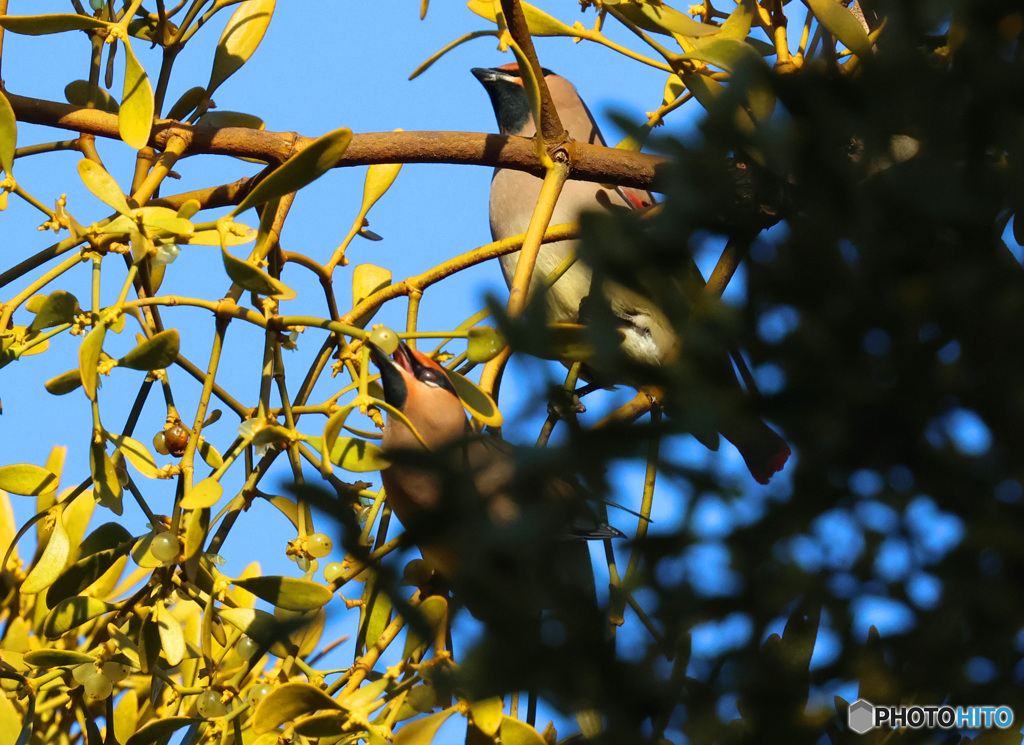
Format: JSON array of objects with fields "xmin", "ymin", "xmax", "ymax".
[{"xmin": 750, "ymin": 444, "xmax": 791, "ymax": 485}]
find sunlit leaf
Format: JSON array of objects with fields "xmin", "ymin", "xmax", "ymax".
[
  {"xmin": 232, "ymin": 576, "xmax": 333, "ymax": 612},
  {"xmin": 208, "ymin": 0, "xmax": 277, "ymax": 94},
  {"xmin": 218, "ymin": 607, "xmax": 291, "ymax": 658},
  {"xmin": 114, "ymin": 690, "xmax": 139, "ymax": 745},
  {"xmin": 353, "ymin": 264, "xmax": 392, "ymax": 307},
  {"xmin": 118, "ymin": 329, "xmax": 180, "ymax": 370},
  {"xmin": 21, "ymin": 506, "xmax": 70, "ymax": 594},
  {"xmin": 47, "ymin": 543, "xmax": 131, "ymax": 605},
  {"xmin": 393, "ymin": 707, "xmax": 457, "ymax": 745},
  {"xmin": 805, "ymin": 0, "xmax": 873, "ymax": 58},
  {"xmin": 604, "ymin": 0, "xmax": 719, "ymax": 37},
  {"xmin": 64, "ymin": 80, "xmax": 119, "ymax": 113},
  {"xmin": 155, "ymin": 602, "xmax": 186, "ymax": 666},
  {"xmin": 467, "ymin": 0, "xmax": 577, "ymax": 36},
  {"xmin": 42, "ymin": 596, "xmax": 117, "ymax": 639},
  {"xmin": 198, "ymin": 439, "xmax": 224, "ymax": 469},
  {"xmin": 342, "ymin": 676, "xmax": 390, "ymax": 711},
  {"xmin": 328, "ymin": 437, "xmax": 389, "ymax": 473},
  {"xmin": 468, "ymin": 698, "xmax": 503, "ymax": 737},
  {"xmin": 91, "ymin": 441, "xmax": 123, "ymax": 515},
  {"xmin": 497, "ymin": 716, "xmax": 547, "ymax": 745},
  {"xmin": 120, "ymin": 40, "xmax": 155, "ymax": 149},
  {"xmin": 29, "ymin": 291, "xmax": 79, "ymax": 332},
  {"xmin": 253, "ymin": 682, "xmax": 342, "ymax": 734},
  {"xmin": 361, "ymin": 162, "xmax": 403, "ymax": 215},
  {"xmin": 0, "ymin": 464, "xmax": 58, "ymax": 496},
  {"xmin": 108, "ymin": 432, "xmax": 160, "ymax": 478},
  {"xmin": 221, "ymin": 247, "xmax": 297, "ymax": 300},
  {"xmin": 229, "ymin": 127, "xmax": 353, "ymax": 217},
  {"xmin": 448, "ymin": 370, "xmax": 503, "ymax": 427},
  {"xmin": 77, "ymin": 159, "xmax": 131, "ymax": 215},
  {"xmin": 182, "ymin": 506, "xmax": 209, "ymax": 560},
  {"xmin": 293, "ymin": 711, "xmax": 350, "ymax": 737},
  {"xmin": 0, "ymin": 90, "xmax": 16, "ymax": 175},
  {"xmin": 681, "ymin": 38, "xmax": 768, "ymax": 74}
]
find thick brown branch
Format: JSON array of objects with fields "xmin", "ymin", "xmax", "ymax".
[{"xmin": 4, "ymin": 91, "xmax": 665, "ymax": 192}]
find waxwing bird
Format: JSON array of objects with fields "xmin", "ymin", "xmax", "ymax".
[
  {"xmin": 472, "ymin": 63, "xmax": 791, "ymax": 484},
  {"xmin": 369, "ymin": 340, "xmax": 618, "ymax": 614}
]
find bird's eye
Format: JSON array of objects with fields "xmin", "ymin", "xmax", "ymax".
[{"xmin": 418, "ymin": 369, "xmax": 441, "ymax": 386}]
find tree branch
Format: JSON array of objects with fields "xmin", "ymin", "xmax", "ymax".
[{"xmin": 3, "ymin": 91, "xmax": 665, "ymax": 191}]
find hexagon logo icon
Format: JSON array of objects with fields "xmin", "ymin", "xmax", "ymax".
[{"xmin": 848, "ymin": 699, "xmax": 875, "ymax": 734}]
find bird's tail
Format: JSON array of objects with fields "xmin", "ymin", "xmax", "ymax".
[{"xmin": 721, "ymin": 418, "xmax": 791, "ymax": 485}]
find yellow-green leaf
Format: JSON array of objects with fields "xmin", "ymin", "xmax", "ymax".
[
  {"xmin": 91, "ymin": 441, "xmax": 123, "ymax": 515},
  {"xmin": 218, "ymin": 607, "xmax": 289, "ymax": 658},
  {"xmin": 361, "ymin": 162, "xmax": 403, "ymax": 215},
  {"xmin": 166, "ymin": 86, "xmax": 206, "ymax": 121},
  {"xmin": 393, "ymin": 708, "xmax": 457, "ymax": 745},
  {"xmin": 208, "ymin": 0, "xmax": 277, "ymax": 94},
  {"xmin": 124, "ymin": 717, "xmax": 202, "ymax": 745},
  {"xmin": 718, "ymin": 0, "xmax": 757, "ymax": 41},
  {"xmin": 252, "ymin": 424, "xmax": 294, "ymax": 448},
  {"xmin": 467, "ymin": 0, "xmax": 576, "ymax": 36},
  {"xmin": 353, "ymin": 264, "xmax": 392, "ymax": 307},
  {"xmin": 23, "ymin": 649, "xmax": 94, "ymax": 667},
  {"xmin": 44, "ymin": 369, "xmax": 82, "ymax": 396},
  {"xmin": 77, "ymin": 159, "xmax": 131, "ymax": 215},
  {"xmin": 229, "ymin": 127, "xmax": 353, "ymax": 217},
  {"xmin": 342, "ymin": 676, "xmax": 390, "ymax": 711},
  {"xmin": 468, "ymin": 698, "xmax": 503, "ymax": 737},
  {"xmin": 185, "ymin": 227, "xmax": 255, "ymax": 246},
  {"xmin": 107, "ymin": 433, "xmax": 159, "ymax": 478},
  {"xmin": 29, "ymin": 291, "xmax": 79, "ymax": 332},
  {"xmin": 48, "ymin": 538, "xmax": 132, "ymax": 604},
  {"xmin": 21, "ymin": 507, "xmax": 70, "ymax": 594},
  {"xmin": 196, "ymin": 110, "xmax": 265, "ymax": 129},
  {"xmin": 42, "ymin": 596, "xmax": 117, "ymax": 639},
  {"xmin": 155, "ymin": 602, "xmax": 186, "ymax": 666},
  {"xmin": 365, "ymin": 576, "xmax": 392, "ymax": 650},
  {"xmin": 681, "ymin": 38, "xmax": 767, "ymax": 74},
  {"xmin": 605, "ymin": 0, "xmax": 719, "ymax": 37},
  {"xmin": 293, "ymin": 711, "xmax": 350, "ymax": 737},
  {"xmin": 497, "ymin": 716, "xmax": 547, "ymax": 745},
  {"xmin": 467, "ymin": 326, "xmax": 505, "ymax": 363},
  {"xmin": 120, "ymin": 39, "xmax": 155, "ymax": 150},
  {"xmin": 232, "ymin": 576, "xmax": 333, "ymax": 612},
  {"xmin": 252, "ymin": 681, "xmax": 342, "ymax": 735},
  {"xmin": 113, "ymin": 689, "xmax": 139, "ymax": 745},
  {"xmin": 0, "ymin": 464, "xmax": 58, "ymax": 496},
  {"xmin": 402, "ymin": 595, "xmax": 447, "ymax": 659},
  {"xmin": 805, "ymin": 0, "xmax": 873, "ymax": 58},
  {"xmin": 64, "ymin": 80, "xmax": 119, "ymax": 113},
  {"xmin": 328, "ymin": 437, "xmax": 389, "ymax": 473},
  {"xmin": 198, "ymin": 439, "xmax": 224, "ymax": 469},
  {"xmin": 0, "ymin": 14, "xmax": 111, "ymax": 35},
  {"xmin": 221, "ymin": 247, "xmax": 297, "ymax": 300},
  {"xmin": 182, "ymin": 506, "xmax": 209, "ymax": 560},
  {"xmin": 448, "ymin": 370, "xmax": 503, "ymax": 427},
  {"xmin": 0, "ymin": 90, "xmax": 15, "ymax": 176},
  {"xmin": 118, "ymin": 329, "xmax": 180, "ymax": 370}
]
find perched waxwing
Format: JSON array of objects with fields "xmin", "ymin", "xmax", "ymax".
[
  {"xmin": 473, "ymin": 63, "xmax": 791, "ymax": 484},
  {"xmin": 369, "ymin": 340, "xmax": 618, "ymax": 614}
]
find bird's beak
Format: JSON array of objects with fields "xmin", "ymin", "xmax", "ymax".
[
  {"xmin": 470, "ymin": 67, "xmax": 500, "ymax": 84},
  {"xmin": 368, "ymin": 340, "xmax": 415, "ymax": 411}
]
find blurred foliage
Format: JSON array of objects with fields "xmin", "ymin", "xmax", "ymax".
[{"xmin": 2, "ymin": 1, "xmax": 1024, "ymax": 745}]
